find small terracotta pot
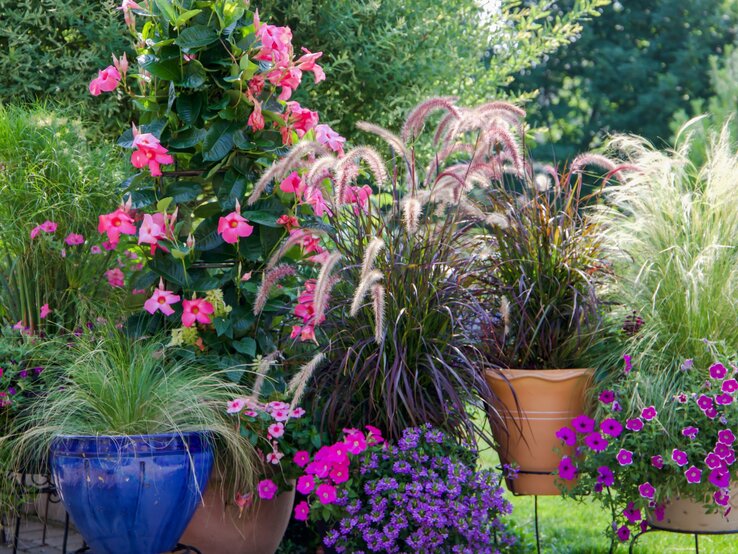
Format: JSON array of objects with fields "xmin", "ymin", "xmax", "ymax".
[
  {"xmin": 485, "ymin": 368, "xmax": 594, "ymax": 496},
  {"xmin": 180, "ymin": 479, "xmax": 295, "ymax": 554},
  {"xmin": 648, "ymin": 492, "xmax": 738, "ymax": 533}
]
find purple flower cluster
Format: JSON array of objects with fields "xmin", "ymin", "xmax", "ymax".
[
  {"xmin": 323, "ymin": 425, "xmax": 515, "ymax": 553},
  {"xmin": 555, "ymin": 355, "xmax": 738, "ymax": 543}
]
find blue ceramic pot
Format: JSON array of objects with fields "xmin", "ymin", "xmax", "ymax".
[{"xmin": 50, "ymin": 432, "xmax": 213, "ymax": 554}]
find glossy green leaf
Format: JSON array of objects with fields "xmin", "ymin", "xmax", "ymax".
[
  {"xmin": 232, "ymin": 337, "xmax": 256, "ymax": 356},
  {"xmin": 175, "ymin": 25, "xmax": 219, "ymax": 49},
  {"xmin": 176, "ymin": 94, "xmax": 203, "ymax": 126},
  {"xmin": 175, "ymin": 9, "xmax": 202, "ymax": 27},
  {"xmin": 165, "ymin": 181, "xmax": 203, "ymax": 203},
  {"xmin": 202, "ymin": 120, "xmax": 237, "ymax": 161}
]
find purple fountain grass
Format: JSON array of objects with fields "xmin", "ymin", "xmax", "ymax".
[
  {"xmin": 370, "ymin": 283, "xmax": 385, "ymax": 343},
  {"xmin": 253, "ymin": 264, "xmax": 297, "ymax": 315},
  {"xmin": 401, "ymin": 96, "xmax": 461, "ymax": 142},
  {"xmin": 311, "ymin": 251, "xmax": 341, "ymax": 324},
  {"xmin": 350, "ymin": 269, "xmax": 384, "ymax": 317}
]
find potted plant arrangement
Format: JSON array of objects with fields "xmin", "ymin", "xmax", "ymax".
[
  {"xmin": 554, "ymin": 124, "xmax": 738, "ymax": 539},
  {"xmin": 473, "ymin": 153, "xmax": 624, "ymax": 495},
  {"xmin": 6, "ymin": 331, "xmax": 254, "ymax": 554}
]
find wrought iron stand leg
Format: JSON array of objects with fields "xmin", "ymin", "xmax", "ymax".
[
  {"xmin": 534, "ymin": 495, "xmax": 541, "ymax": 554},
  {"xmin": 62, "ymin": 511, "xmax": 69, "ymax": 554},
  {"xmin": 694, "ymin": 533, "xmax": 699, "ymax": 554},
  {"xmin": 41, "ymin": 491, "xmax": 50, "ymax": 545},
  {"xmin": 12, "ymin": 512, "xmax": 20, "ymax": 554}
]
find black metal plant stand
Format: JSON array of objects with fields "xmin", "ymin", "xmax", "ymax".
[{"xmin": 629, "ymin": 524, "xmax": 738, "ymax": 554}]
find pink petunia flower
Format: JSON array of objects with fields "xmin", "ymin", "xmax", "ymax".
[
  {"xmin": 716, "ymin": 393, "xmax": 733, "ymax": 406},
  {"xmin": 722, "ymin": 379, "xmax": 738, "ymax": 393},
  {"xmin": 616, "ymin": 526, "xmax": 630, "ymax": 542},
  {"xmin": 293, "ymin": 500, "xmax": 310, "ymax": 521},
  {"xmin": 709, "ymin": 467, "xmax": 731, "ymax": 488},
  {"xmin": 697, "ymin": 394, "xmax": 713, "ymax": 411},
  {"xmin": 584, "ymin": 432, "xmax": 609, "ymax": 452},
  {"xmin": 597, "ymin": 466, "xmax": 614, "ymax": 487},
  {"xmin": 329, "ymin": 464, "xmax": 349, "ymax": 484},
  {"xmin": 555, "ymin": 426, "xmax": 577, "ymax": 446},
  {"xmin": 344, "ymin": 431, "xmax": 367, "ymax": 455},
  {"xmin": 257, "ymin": 479, "xmax": 278, "ymax": 500},
  {"xmin": 623, "ymin": 502, "xmax": 641, "ymax": 524},
  {"xmin": 293, "ymin": 451, "xmax": 310, "ymax": 467},
  {"xmin": 651, "ymin": 455, "xmax": 664, "ymax": 469},
  {"xmin": 682, "ymin": 426, "xmax": 699, "ymax": 439},
  {"xmin": 598, "ymin": 389, "xmax": 615, "ymax": 404},
  {"xmin": 181, "ymin": 298, "xmax": 214, "ymax": 327},
  {"xmin": 719, "ymin": 429, "xmax": 736, "ymax": 445},
  {"xmin": 296, "ymin": 475, "xmax": 315, "ymax": 495},
  {"xmin": 65, "ymin": 233, "xmax": 85, "ymax": 246},
  {"xmin": 90, "ymin": 245, "xmax": 102, "ymax": 254},
  {"xmin": 316, "ymin": 483, "xmax": 337, "ymax": 505},
  {"xmin": 623, "ymin": 354, "xmax": 633, "ymax": 374},
  {"xmin": 290, "ymin": 407, "xmax": 306, "ymax": 418},
  {"xmin": 705, "ymin": 452, "xmax": 724, "ymax": 470}
]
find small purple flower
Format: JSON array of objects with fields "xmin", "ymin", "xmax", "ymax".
[
  {"xmin": 623, "ymin": 502, "xmax": 642, "ymax": 524},
  {"xmin": 672, "ymin": 449, "xmax": 689, "ymax": 467},
  {"xmin": 625, "ymin": 418, "xmax": 644, "ymax": 432},
  {"xmin": 616, "ymin": 449, "xmax": 633, "ymax": 466},
  {"xmin": 612, "ymin": 401, "xmax": 622, "ymax": 412},
  {"xmin": 600, "ymin": 418, "xmax": 623, "ymax": 438},
  {"xmin": 599, "ymin": 390, "xmax": 615, "ymax": 404},
  {"xmin": 719, "ymin": 429, "xmax": 736, "ymax": 445},
  {"xmin": 7, "ymin": 387, "xmax": 16, "ymax": 396},
  {"xmin": 681, "ymin": 359, "xmax": 694, "ymax": 371},
  {"xmin": 682, "ymin": 426, "xmax": 699, "ymax": 440},
  {"xmin": 555, "ymin": 426, "xmax": 576, "ymax": 446},
  {"xmin": 571, "ymin": 415, "xmax": 596, "ymax": 434},
  {"xmin": 584, "ymin": 432, "xmax": 609, "ymax": 452},
  {"xmin": 674, "ymin": 393, "xmax": 688, "ymax": 403},
  {"xmin": 685, "ymin": 466, "xmax": 703, "ymax": 484},
  {"xmin": 33, "ymin": 366, "xmax": 43, "ymax": 375},
  {"xmin": 558, "ymin": 456, "xmax": 577, "ymax": 480},
  {"xmin": 722, "ymin": 379, "xmax": 738, "ymax": 393},
  {"xmin": 641, "ymin": 405, "xmax": 657, "ymax": 420},
  {"xmin": 18, "ymin": 370, "xmax": 28, "ymax": 379},
  {"xmin": 597, "ymin": 466, "xmax": 614, "ymax": 487},
  {"xmin": 653, "ymin": 504, "xmax": 665, "ymax": 521},
  {"xmin": 639, "ymin": 482, "xmax": 655, "ymax": 499},
  {"xmin": 623, "ymin": 354, "xmax": 633, "ymax": 374},
  {"xmin": 651, "ymin": 455, "xmax": 664, "ymax": 469},
  {"xmin": 710, "ymin": 363, "xmax": 728, "ymax": 380},
  {"xmin": 616, "ymin": 525, "xmax": 630, "ymax": 542},
  {"xmin": 709, "ymin": 468, "xmax": 731, "ymax": 488}
]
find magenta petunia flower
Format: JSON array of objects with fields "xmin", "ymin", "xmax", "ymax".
[
  {"xmin": 684, "ymin": 466, "xmax": 702, "ymax": 484},
  {"xmin": 555, "ymin": 426, "xmax": 577, "ymax": 446},
  {"xmin": 293, "ymin": 500, "xmax": 310, "ymax": 521},
  {"xmin": 584, "ymin": 432, "xmax": 609, "ymax": 452},
  {"xmin": 616, "ymin": 525, "xmax": 630, "ymax": 542},
  {"xmin": 709, "ymin": 468, "xmax": 731, "ymax": 489},
  {"xmin": 571, "ymin": 415, "xmax": 596, "ymax": 434},
  {"xmin": 625, "ymin": 418, "xmax": 644, "ymax": 432},
  {"xmin": 682, "ymin": 426, "xmax": 699, "ymax": 440},
  {"xmin": 706, "ymin": 452, "xmax": 724, "ymax": 470},
  {"xmin": 623, "ymin": 502, "xmax": 642, "ymax": 524},
  {"xmin": 293, "ymin": 450, "xmax": 310, "ymax": 467},
  {"xmin": 600, "ymin": 418, "xmax": 623, "ymax": 438},
  {"xmin": 710, "ymin": 363, "xmax": 728, "ymax": 380},
  {"xmin": 558, "ymin": 456, "xmax": 578, "ymax": 480},
  {"xmin": 716, "ymin": 393, "xmax": 734, "ymax": 406},
  {"xmin": 714, "ymin": 490, "xmax": 731, "ymax": 506},
  {"xmin": 705, "ymin": 407, "xmax": 719, "ymax": 419},
  {"xmin": 719, "ymin": 429, "xmax": 736, "ymax": 445},
  {"xmin": 598, "ymin": 389, "xmax": 615, "ymax": 404},
  {"xmin": 641, "ymin": 406, "xmax": 657, "ymax": 420},
  {"xmin": 722, "ymin": 379, "xmax": 738, "ymax": 393},
  {"xmin": 672, "ymin": 449, "xmax": 689, "ymax": 467},
  {"xmin": 616, "ymin": 449, "xmax": 633, "ymax": 466},
  {"xmin": 316, "ymin": 483, "xmax": 337, "ymax": 505},
  {"xmin": 296, "ymin": 475, "xmax": 315, "ymax": 495},
  {"xmin": 651, "ymin": 455, "xmax": 664, "ymax": 469},
  {"xmin": 623, "ymin": 354, "xmax": 633, "ymax": 374},
  {"xmin": 653, "ymin": 504, "xmax": 665, "ymax": 521},
  {"xmin": 697, "ymin": 394, "xmax": 714, "ymax": 411},
  {"xmin": 257, "ymin": 479, "xmax": 278, "ymax": 500},
  {"xmin": 639, "ymin": 482, "xmax": 655, "ymax": 499},
  {"xmin": 597, "ymin": 466, "xmax": 614, "ymax": 487},
  {"xmin": 714, "ymin": 442, "xmax": 733, "ymax": 460}
]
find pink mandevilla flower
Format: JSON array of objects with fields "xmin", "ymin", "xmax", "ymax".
[
  {"xmin": 181, "ymin": 298, "xmax": 214, "ymax": 327},
  {"xmin": 130, "ymin": 126, "xmax": 174, "ymax": 176},
  {"xmin": 98, "ymin": 207, "xmax": 136, "ymax": 246},
  {"xmin": 89, "ymin": 66, "xmax": 121, "ymax": 96},
  {"xmin": 144, "ymin": 281, "xmax": 180, "ymax": 316},
  {"xmin": 217, "ymin": 203, "xmax": 254, "ymax": 244},
  {"xmin": 315, "ymin": 124, "xmax": 346, "ymax": 155}
]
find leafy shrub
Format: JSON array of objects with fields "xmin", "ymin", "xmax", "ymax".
[{"xmin": 0, "ymin": 0, "xmax": 131, "ymax": 134}]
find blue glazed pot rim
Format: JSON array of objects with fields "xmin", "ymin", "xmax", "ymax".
[{"xmin": 50, "ymin": 431, "xmax": 213, "ymax": 457}]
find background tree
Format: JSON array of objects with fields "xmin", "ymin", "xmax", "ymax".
[
  {"xmin": 259, "ymin": 0, "xmax": 609, "ymax": 139},
  {"xmin": 514, "ymin": 0, "xmax": 738, "ymax": 161}
]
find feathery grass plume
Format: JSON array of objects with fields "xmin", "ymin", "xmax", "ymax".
[
  {"xmin": 401, "ymin": 96, "xmax": 460, "ymax": 142},
  {"xmin": 480, "ymin": 124, "xmax": 523, "ymax": 173},
  {"xmin": 266, "ymin": 228, "xmax": 326, "ymax": 270},
  {"xmin": 356, "ymin": 121, "xmax": 411, "ymax": 161},
  {"xmin": 361, "ymin": 237, "xmax": 385, "ymax": 280},
  {"xmin": 248, "ymin": 141, "xmax": 330, "ymax": 205},
  {"xmin": 485, "ymin": 212, "xmax": 509, "ymax": 229},
  {"xmin": 371, "ymin": 283, "xmax": 385, "ymax": 343},
  {"xmin": 570, "ymin": 152, "xmax": 617, "ymax": 175},
  {"xmin": 287, "ymin": 352, "xmax": 325, "ymax": 411},
  {"xmin": 402, "ymin": 197, "xmax": 422, "ymax": 234},
  {"xmin": 312, "ymin": 251, "xmax": 342, "ymax": 323},
  {"xmin": 253, "ymin": 264, "xmax": 296, "ymax": 315},
  {"xmin": 500, "ymin": 296, "xmax": 511, "ymax": 338},
  {"xmin": 251, "ymin": 350, "xmax": 281, "ymax": 400},
  {"xmin": 600, "ymin": 163, "xmax": 640, "ymax": 188},
  {"xmin": 541, "ymin": 164, "xmax": 561, "ymax": 189},
  {"xmin": 350, "ymin": 269, "xmax": 383, "ymax": 316},
  {"xmin": 433, "ymin": 109, "xmax": 465, "ymax": 146},
  {"xmin": 333, "ymin": 146, "xmax": 387, "ymax": 205},
  {"xmin": 306, "ymin": 155, "xmax": 337, "ymax": 188},
  {"xmin": 475, "ymin": 100, "xmax": 526, "ymax": 120}
]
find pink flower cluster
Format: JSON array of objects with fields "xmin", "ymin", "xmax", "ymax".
[
  {"xmin": 290, "ymin": 279, "xmax": 323, "ymax": 342},
  {"xmin": 30, "ymin": 220, "xmax": 58, "ymax": 240},
  {"xmin": 130, "ymin": 125, "xmax": 174, "ymax": 177}
]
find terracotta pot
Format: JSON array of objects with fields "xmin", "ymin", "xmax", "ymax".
[
  {"xmin": 180, "ymin": 479, "xmax": 295, "ymax": 554},
  {"xmin": 485, "ymin": 368, "xmax": 594, "ymax": 496},
  {"xmin": 648, "ymin": 492, "xmax": 738, "ymax": 533}
]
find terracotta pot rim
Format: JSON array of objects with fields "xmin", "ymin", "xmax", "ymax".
[{"xmin": 486, "ymin": 368, "xmax": 594, "ymax": 382}]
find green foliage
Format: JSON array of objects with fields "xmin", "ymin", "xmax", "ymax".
[
  {"xmin": 591, "ymin": 125, "xmax": 738, "ymax": 380},
  {"xmin": 0, "ymin": 104, "xmax": 126, "ymax": 329},
  {"xmin": 516, "ymin": 0, "xmax": 738, "ymax": 160},
  {"xmin": 259, "ymin": 0, "xmax": 609, "ymax": 139},
  {"xmin": 0, "ymin": 0, "xmax": 131, "ymax": 134}
]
